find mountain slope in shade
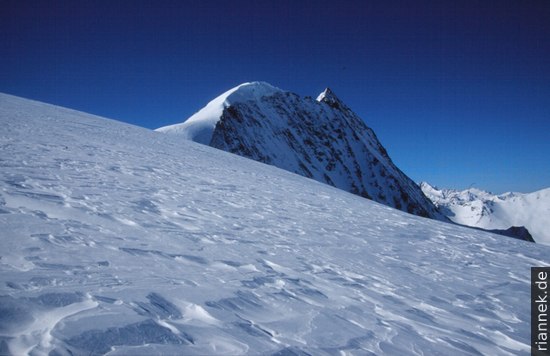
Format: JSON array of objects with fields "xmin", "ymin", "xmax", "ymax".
[
  {"xmin": 157, "ymin": 82, "xmax": 446, "ymax": 220},
  {"xmin": 420, "ymin": 182, "xmax": 550, "ymax": 245},
  {"xmin": 1, "ymin": 93, "xmax": 549, "ymax": 354}
]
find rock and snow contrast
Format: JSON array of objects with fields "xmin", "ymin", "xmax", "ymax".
[
  {"xmin": 421, "ymin": 182, "xmax": 550, "ymax": 246},
  {"xmin": 1, "ymin": 92, "xmax": 549, "ymax": 355},
  {"xmin": 157, "ymin": 82, "xmax": 446, "ymax": 220}
]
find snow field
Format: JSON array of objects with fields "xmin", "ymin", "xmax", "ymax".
[{"xmin": 1, "ymin": 93, "xmax": 549, "ymax": 355}]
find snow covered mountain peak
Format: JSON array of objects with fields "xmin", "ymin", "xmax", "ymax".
[
  {"xmin": 419, "ymin": 181, "xmax": 439, "ymax": 195},
  {"xmin": 421, "ymin": 183, "xmax": 550, "ymax": 245},
  {"xmin": 156, "ymin": 82, "xmax": 283, "ymax": 144},
  {"xmin": 158, "ymin": 84, "xmax": 446, "ymax": 220},
  {"xmin": 219, "ymin": 81, "xmax": 282, "ymax": 105},
  {"xmin": 419, "ymin": 182, "xmax": 496, "ymax": 204}
]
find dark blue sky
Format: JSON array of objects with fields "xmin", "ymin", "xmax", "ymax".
[{"xmin": 2, "ymin": 0, "xmax": 549, "ymax": 193}]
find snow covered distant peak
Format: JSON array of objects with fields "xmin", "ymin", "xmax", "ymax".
[
  {"xmin": 419, "ymin": 182, "xmax": 496, "ymax": 204},
  {"xmin": 419, "ymin": 182, "xmax": 439, "ymax": 195},
  {"xmin": 419, "ymin": 181, "xmax": 436, "ymax": 190},
  {"xmin": 421, "ymin": 183, "xmax": 550, "ymax": 245},
  {"xmin": 156, "ymin": 82, "xmax": 283, "ymax": 144}
]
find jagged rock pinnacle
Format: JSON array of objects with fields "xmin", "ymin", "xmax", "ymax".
[{"xmin": 316, "ymin": 87, "xmax": 344, "ymax": 109}]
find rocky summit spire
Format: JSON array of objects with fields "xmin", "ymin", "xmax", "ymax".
[{"xmin": 316, "ymin": 87, "xmax": 346, "ymax": 110}]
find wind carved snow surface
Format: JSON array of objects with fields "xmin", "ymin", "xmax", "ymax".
[{"xmin": 0, "ymin": 93, "xmax": 548, "ymax": 355}]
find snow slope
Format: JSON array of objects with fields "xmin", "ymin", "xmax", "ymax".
[
  {"xmin": 421, "ymin": 182, "xmax": 550, "ymax": 246},
  {"xmin": 1, "ymin": 93, "xmax": 549, "ymax": 355},
  {"xmin": 157, "ymin": 82, "xmax": 446, "ymax": 221}
]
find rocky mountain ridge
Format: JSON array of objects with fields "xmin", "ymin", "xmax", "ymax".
[{"xmin": 158, "ymin": 82, "xmax": 446, "ymax": 220}]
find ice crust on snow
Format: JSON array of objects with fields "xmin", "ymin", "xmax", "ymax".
[{"xmin": 1, "ymin": 93, "xmax": 549, "ymax": 355}]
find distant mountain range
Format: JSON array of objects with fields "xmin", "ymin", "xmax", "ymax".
[
  {"xmin": 420, "ymin": 182, "xmax": 550, "ymax": 245},
  {"xmin": 157, "ymin": 82, "xmax": 446, "ymax": 221}
]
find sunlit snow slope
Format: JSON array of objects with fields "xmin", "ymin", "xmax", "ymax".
[
  {"xmin": 421, "ymin": 182, "xmax": 550, "ymax": 246},
  {"xmin": 1, "ymin": 93, "xmax": 549, "ymax": 355}
]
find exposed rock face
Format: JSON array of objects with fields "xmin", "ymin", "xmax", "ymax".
[
  {"xmin": 158, "ymin": 82, "xmax": 446, "ymax": 220},
  {"xmin": 486, "ymin": 226, "xmax": 534, "ymax": 242}
]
